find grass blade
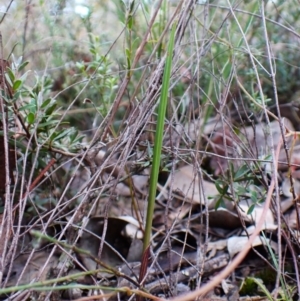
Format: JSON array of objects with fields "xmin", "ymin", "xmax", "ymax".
[{"xmin": 143, "ymin": 21, "xmax": 177, "ymax": 252}]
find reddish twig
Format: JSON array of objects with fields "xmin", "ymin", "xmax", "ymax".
[
  {"xmin": 21, "ymin": 158, "xmax": 56, "ymax": 200},
  {"xmin": 11, "ymin": 158, "xmax": 56, "ymax": 215}
]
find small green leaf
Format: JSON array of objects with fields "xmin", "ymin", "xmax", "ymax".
[
  {"xmin": 125, "ymin": 48, "xmax": 131, "ymax": 60},
  {"xmin": 5, "ymin": 67, "xmax": 15, "ymax": 82},
  {"xmin": 215, "ymin": 180, "xmax": 228, "ymax": 195},
  {"xmin": 76, "ymin": 61, "xmax": 85, "ymax": 71},
  {"xmin": 234, "ymin": 164, "xmax": 250, "ymax": 181},
  {"xmin": 13, "ymin": 80, "xmax": 22, "ymax": 91},
  {"xmin": 53, "ymin": 128, "xmax": 74, "ymax": 141},
  {"xmin": 89, "ymin": 47, "xmax": 96, "ymax": 56},
  {"xmin": 19, "ymin": 102, "xmax": 36, "ymax": 112},
  {"xmin": 129, "ymin": 0, "xmax": 135, "ymax": 13},
  {"xmin": 27, "ymin": 112, "xmax": 35, "ymax": 124},
  {"xmin": 127, "ymin": 15, "xmax": 133, "ymax": 30},
  {"xmin": 50, "ymin": 131, "xmax": 58, "ymax": 141},
  {"xmin": 45, "ymin": 104, "xmax": 58, "ymax": 116},
  {"xmin": 236, "ymin": 185, "xmax": 247, "ymax": 195},
  {"xmin": 13, "ymin": 91, "xmax": 21, "ymax": 101},
  {"xmin": 247, "ymin": 204, "xmax": 255, "ymax": 215},
  {"xmin": 41, "ymin": 98, "xmax": 52, "ymax": 109},
  {"xmin": 214, "ymin": 197, "xmax": 225, "ymax": 210},
  {"xmin": 250, "ymin": 190, "xmax": 258, "ymax": 202},
  {"xmin": 215, "ymin": 180, "xmax": 223, "ymax": 194},
  {"xmin": 37, "ymin": 120, "xmax": 59, "ymax": 129},
  {"xmin": 70, "ymin": 134, "xmax": 84, "ymax": 145},
  {"xmin": 18, "ymin": 61, "xmax": 29, "ymax": 72}
]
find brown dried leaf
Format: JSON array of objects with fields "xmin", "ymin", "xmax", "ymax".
[
  {"xmin": 5, "ymin": 251, "xmax": 58, "ymax": 287},
  {"xmin": 170, "ymin": 165, "xmax": 218, "ymax": 207},
  {"xmin": 206, "ymin": 208, "xmax": 251, "ymax": 230},
  {"xmin": 78, "ymin": 216, "xmax": 143, "ymax": 278},
  {"xmin": 238, "ymin": 202, "xmax": 274, "ymax": 226}
]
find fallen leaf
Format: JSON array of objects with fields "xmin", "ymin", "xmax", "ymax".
[
  {"xmin": 238, "ymin": 202, "xmax": 274, "ymax": 226},
  {"xmin": 170, "ymin": 165, "xmax": 218, "ymax": 208},
  {"xmin": 5, "ymin": 251, "xmax": 58, "ymax": 287},
  {"xmin": 205, "ymin": 208, "xmax": 251, "ymax": 229},
  {"xmin": 78, "ymin": 216, "xmax": 143, "ymax": 278},
  {"xmin": 227, "ymin": 235, "xmax": 274, "ymax": 257}
]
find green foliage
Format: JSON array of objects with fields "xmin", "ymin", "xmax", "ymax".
[
  {"xmin": 143, "ymin": 21, "xmax": 177, "ymax": 253},
  {"xmin": 240, "ymin": 272, "xmax": 296, "ymax": 301},
  {"xmin": 240, "ymin": 277, "xmax": 273, "ymax": 300},
  {"xmin": 240, "ymin": 277, "xmax": 261, "ymax": 296},
  {"xmin": 1, "ymin": 1, "xmax": 300, "ymax": 297},
  {"xmin": 214, "ymin": 163, "xmax": 266, "ymax": 213},
  {"xmin": 5, "ymin": 66, "xmax": 84, "ymax": 152},
  {"xmin": 75, "ymin": 34, "xmax": 119, "ymax": 117}
]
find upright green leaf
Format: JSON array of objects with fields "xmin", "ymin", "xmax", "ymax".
[{"xmin": 143, "ymin": 21, "xmax": 177, "ymax": 252}]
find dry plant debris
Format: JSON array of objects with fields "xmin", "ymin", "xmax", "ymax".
[{"xmin": 1, "ymin": 1, "xmax": 300, "ymax": 301}]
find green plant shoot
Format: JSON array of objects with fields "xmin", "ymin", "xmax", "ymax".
[{"xmin": 143, "ymin": 21, "xmax": 177, "ymax": 252}]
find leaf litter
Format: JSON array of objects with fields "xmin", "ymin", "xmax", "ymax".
[
  {"xmin": 3, "ymin": 113, "xmax": 300, "ymax": 301},
  {"xmin": 2, "ymin": 6, "xmax": 300, "ymax": 301}
]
